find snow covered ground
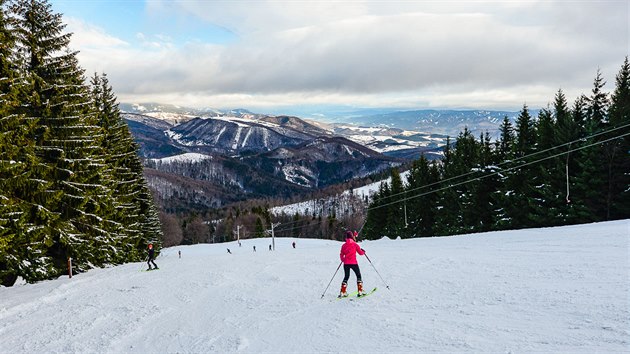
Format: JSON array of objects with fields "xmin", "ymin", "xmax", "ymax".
[{"xmin": 1, "ymin": 220, "xmax": 628, "ymax": 353}]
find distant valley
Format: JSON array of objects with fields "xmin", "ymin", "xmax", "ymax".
[{"xmin": 122, "ymin": 103, "xmax": 520, "ymax": 212}]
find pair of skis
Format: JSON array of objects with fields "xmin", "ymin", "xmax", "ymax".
[{"xmin": 337, "ymin": 287, "xmax": 377, "ymax": 300}]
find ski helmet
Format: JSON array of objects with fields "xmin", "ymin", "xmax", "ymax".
[{"xmin": 345, "ymin": 231, "xmax": 354, "ymax": 239}]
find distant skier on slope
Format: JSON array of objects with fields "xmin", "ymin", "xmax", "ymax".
[
  {"xmin": 339, "ymin": 230, "xmax": 365, "ymax": 297},
  {"xmin": 147, "ymin": 244, "xmax": 158, "ymax": 270}
]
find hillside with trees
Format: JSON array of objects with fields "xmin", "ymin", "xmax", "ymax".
[{"xmin": 363, "ymin": 61, "xmax": 630, "ymax": 239}]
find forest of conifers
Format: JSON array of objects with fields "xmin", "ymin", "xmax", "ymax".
[
  {"xmin": 363, "ymin": 59, "xmax": 630, "ymax": 239},
  {"xmin": 0, "ymin": 0, "xmax": 162, "ymax": 286}
]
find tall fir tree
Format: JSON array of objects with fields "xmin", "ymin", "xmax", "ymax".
[
  {"xmin": 90, "ymin": 73, "xmax": 162, "ymax": 260},
  {"xmin": 551, "ymin": 90, "xmax": 579, "ymax": 223},
  {"xmin": 0, "ymin": 0, "xmax": 64, "ymax": 285},
  {"xmin": 450, "ymin": 128, "xmax": 480, "ymax": 232},
  {"xmin": 475, "ymin": 132, "xmax": 499, "ymax": 231},
  {"xmin": 0, "ymin": 0, "xmax": 45, "ymax": 285},
  {"xmin": 255, "ymin": 217, "xmax": 264, "ymax": 238},
  {"xmin": 405, "ymin": 156, "xmax": 439, "ymax": 237},
  {"xmin": 363, "ymin": 181, "xmax": 390, "ymax": 240},
  {"xmin": 528, "ymin": 107, "xmax": 561, "ymax": 226},
  {"xmin": 11, "ymin": 0, "xmax": 116, "ymax": 275},
  {"xmin": 501, "ymin": 104, "xmax": 536, "ymax": 229},
  {"xmin": 434, "ymin": 136, "xmax": 462, "ymax": 235},
  {"xmin": 385, "ymin": 168, "xmax": 406, "ymax": 237},
  {"xmin": 574, "ymin": 70, "xmax": 609, "ymax": 220},
  {"xmin": 605, "ymin": 57, "xmax": 630, "ymax": 219}
]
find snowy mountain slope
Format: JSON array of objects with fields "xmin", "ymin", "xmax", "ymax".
[
  {"xmin": 165, "ymin": 117, "xmax": 318, "ymax": 155},
  {"xmin": 1, "ymin": 221, "xmax": 628, "ymax": 353},
  {"xmin": 271, "ymin": 170, "xmax": 410, "ymax": 217},
  {"xmin": 149, "ymin": 152, "xmax": 212, "ymax": 165}
]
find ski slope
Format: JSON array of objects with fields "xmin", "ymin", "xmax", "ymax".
[{"xmin": 1, "ymin": 221, "xmax": 628, "ymax": 353}]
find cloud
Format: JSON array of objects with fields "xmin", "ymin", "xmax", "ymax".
[
  {"xmin": 66, "ymin": 17, "xmax": 129, "ymax": 49},
  {"xmin": 67, "ymin": 1, "xmax": 628, "ymax": 110}
]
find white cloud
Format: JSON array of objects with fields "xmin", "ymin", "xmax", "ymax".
[
  {"xmin": 66, "ymin": 17, "xmax": 129, "ymax": 49},
  {"xmin": 67, "ymin": 1, "xmax": 628, "ymax": 111}
]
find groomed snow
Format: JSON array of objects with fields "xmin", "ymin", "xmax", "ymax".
[{"xmin": 1, "ymin": 220, "xmax": 628, "ymax": 353}]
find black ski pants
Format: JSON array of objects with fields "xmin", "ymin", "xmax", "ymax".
[
  {"xmin": 342, "ymin": 264, "xmax": 362, "ymax": 283},
  {"xmin": 147, "ymin": 257, "xmax": 157, "ymax": 269}
]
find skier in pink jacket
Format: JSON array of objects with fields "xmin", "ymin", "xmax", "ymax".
[{"xmin": 339, "ymin": 230, "xmax": 366, "ymax": 297}]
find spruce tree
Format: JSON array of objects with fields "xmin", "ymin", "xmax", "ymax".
[
  {"xmin": 405, "ymin": 156, "xmax": 439, "ymax": 237},
  {"xmin": 386, "ymin": 168, "xmax": 405, "ymax": 238},
  {"xmin": 551, "ymin": 90, "xmax": 578, "ymax": 223},
  {"xmin": 496, "ymin": 116, "xmax": 515, "ymax": 162},
  {"xmin": 605, "ymin": 57, "xmax": 630, "ymax": 219},
  {"xmin": 363, "ymin": 181, "xmax": 390, "ymax": 240},
  {"xmin": 529, "ymin": 107, "xmax": 560, "ymax": 226},
  {"xmin": 574, "ymin": 70, "xmax": 609, "ymax": 220},
  {"xmin": 255, "ymin": 217, "xmax": 264, "ymax": 238},
  {"xmin": 10, "ymin": 0, "xmax": 116, "ymax": 275},
  {"xmin": 506, "ymin": 104, "xmax": 537, "ymax": 228},
  {"xmin": 0, "ymin": 1, "xmax": 62, "ymax": 285},
  {"xmin": 91, "ymin": 73, "xmax": 162, "ymax": 260},
  {"xmin": 559, "ymin": 95, "xmax": 591, "ymax": 222},
  {"xmin": 0, "ymin": 0, "xmax": 42, "ymax": 285},
  {"xmin": 450, "ymin": 128, "xmax": 480, "ymax": 232},
  {"xmin": 475, "ymin": 132, "xmax": 499, "ymax": 231},
  {"xmin": 434, "ymin": 136, "xmax": 462, "ymax": 235}
]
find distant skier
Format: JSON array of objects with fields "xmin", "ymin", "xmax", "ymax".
[
  {"xmin": 339, "ymin": 230, "xmax": 365, "ymax": 297},
  {"xmin": 253, "ymin": 245, "xmax": 256, "ymax": 252},
  {"xmin": 292, "ymin": 241, "xmax": 296, "ymax": 249},
  {"xmin": 178, "ymin": 250, "xmax": 181, "ymax": 259},
  {"xmin": 269, "ymin": 244, "xmax": 272, "ymax": 251},
  {"xmin": 227, "ymin": 248, "xmax": 232, "ymax": 254},
  {"xmin": 147, "ymin": 244, "xmax": 158, "ymax": 270}
]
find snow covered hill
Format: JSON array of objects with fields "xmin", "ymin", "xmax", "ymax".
[{"xmin": 2, "ymin": 221, "xmax": 628, "ymax": 352}]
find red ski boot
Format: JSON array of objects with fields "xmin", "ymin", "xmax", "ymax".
[{"xmin": 338, "ymin": 282, "xmax": 348, "ymax": 298}]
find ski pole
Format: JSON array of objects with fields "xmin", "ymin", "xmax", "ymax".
[
  {"xmin": 320, "ymin": 261, "xmax": 343, "ymax": 299},
  {"xmin": 364, "ymin": 253, "xmax": 390, "ymax": 290}
]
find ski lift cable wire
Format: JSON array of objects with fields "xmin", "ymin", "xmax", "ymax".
[
  {"xmin": 269, "ymin": 121, "xmax": 630, "ymax": 233},
  {"xmin": 375, "ymin": 120, "xmax": 630, "ymax": 204},
  {"xmin": 269, "ymin": 130, "xmax": 630, "ymax": 236},
  {"xmin": 369, "ymin": 130, "xmax": 630, "ymax": 212}
]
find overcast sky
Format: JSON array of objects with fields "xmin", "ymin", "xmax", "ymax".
[{"xmin": 51, "ymin": 0, "xmax": 628, "ymax": 112}]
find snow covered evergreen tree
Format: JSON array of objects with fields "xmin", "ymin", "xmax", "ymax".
[
  {"xmin": 90, "ymin": 73, "xmax": 162, "ymax": 261},
  {"xmin": 10, "ymin": 0, "xmax": 116, "ymax": 276}
]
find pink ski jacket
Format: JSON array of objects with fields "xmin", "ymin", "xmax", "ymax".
[{"xmin": 340, "ymin": 238, "xmax": 365, "ymax": 265}]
